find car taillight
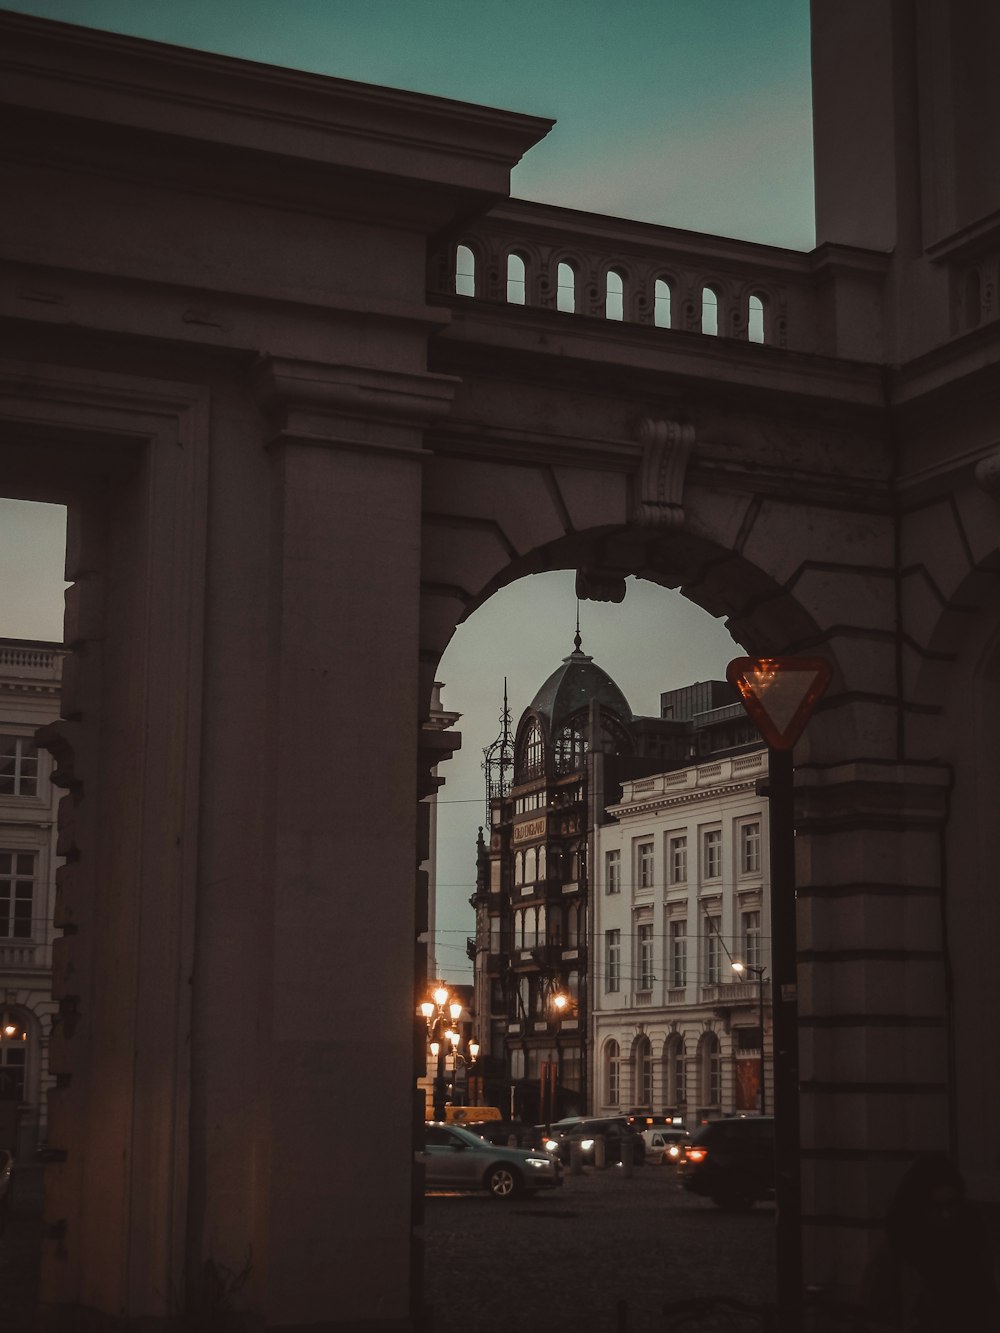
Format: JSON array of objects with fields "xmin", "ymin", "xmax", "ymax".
[{"xmin": 686, "ymin": 1147, "xmax": 707, "ymax": 1163}]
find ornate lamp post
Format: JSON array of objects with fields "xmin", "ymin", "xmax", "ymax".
[
  {"xmin": 419, "ymin": 984, "xmax": 479, "ymax": 1120},
  {"xmin": 731, "ymin": 961, "xmax": 767, "ymax": 1114}
]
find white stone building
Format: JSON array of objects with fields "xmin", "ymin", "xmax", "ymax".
[
  {"xmin": 591, "ymin": 746, "xmax": 770, "ymax": 1125},
  {"xmin": 0, "ymin": 638, "xmax": 63, "ymax": 1158}
]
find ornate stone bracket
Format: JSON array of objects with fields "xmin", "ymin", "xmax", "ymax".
[{"xmin": 631, "ymin": 418, "xmax": 696, "ymax": 527}]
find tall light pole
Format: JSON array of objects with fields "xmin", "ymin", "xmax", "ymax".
[
  {"xmin": 418, "ymin": 984, "xmax": 479, "ymax": 1121},
  {"xmin": 731, "ymin": 961, "xmax": 767, "ymax": 1114}
]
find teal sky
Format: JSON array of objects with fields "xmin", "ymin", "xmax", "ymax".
[{"xmin": 3, "ymin": 0, "xmax": 815, "ymax": 249}]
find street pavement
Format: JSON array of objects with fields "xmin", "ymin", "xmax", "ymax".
[
  {"xmin": 2, "ymin": 1162, "xmax": 774, "ymax": 1331},
  {"xmin": 421, "ymin": 1159, "xmax": 776, "ymax": 1333}
]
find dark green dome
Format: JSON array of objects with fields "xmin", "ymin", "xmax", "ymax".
[{"xmin": 529, "ymin": 636, "xmax": 632, "ymax": 734}]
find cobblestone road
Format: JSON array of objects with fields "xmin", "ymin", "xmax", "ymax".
[{"xmin": 422, "ymin": 1161, "xmax": 776, "ymax": 1333}]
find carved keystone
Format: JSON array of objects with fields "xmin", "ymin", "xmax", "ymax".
[{"xmin": 632, "ymin": 419, "xmax": 696, "ymax": 527}]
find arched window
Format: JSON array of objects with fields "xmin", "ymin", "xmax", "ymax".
[
  {"xmin": 654, "ymin": 278, "xmax": 672, "ymax": 329},
  {"xmin": 0, "ymin": 1008, "xmax": 28, "ymax": 1102},
  {"xmin": 537, "ymin": 845, "xmax": 547, "ymax": 881},
  {"xmin": 635, "ymin": 1035, "xmax": 653, "ymax": 1107},
  {"xmin": 507, "ymin": 252, "xmax": 526, "ymax": 305},
  {"xmin": 557, "ymin": 260, "xmax": 576, "ymax": 313},
  {"xmin": 536, "ymin": 904, "xmax": 546, "ymax": 946},
  {"xmin": 520, "ymin": 719, "xmax": 544, "ymax": 779},
  {"xmin": 525, "ymin": 846, "xmax": 537, "ymax": 883},
  {"xmin": 605, "ymin": 1039, "xmax": 621, "ymax": 1105},
  {"xmin": 554, "ymin": 724, "xmax": 584, "ymax": 773},
  {"xmin": 748, "ymin": 293, "xmax": 765, "ymax": 344},
  {"xmin": 514, "ymin": 849, "xmax": 524, "ymax": 885},
  {"xmin": 514, "ymin": 907, "xmax": 525, "ymax": 949},
  {"xmin": 606, "ymin": 268, "xmax": 624, "ymax": 321},
  {"xmin": 567, "ymin": 901, "xmax": 579, "ymax": 947},
  {"xmin": 702, "ymin": 286, "xmax": 719, "ymax": 335},
  {"xmin": 455, "ymin": 244, "xmax": 475, "ymax": 297}
]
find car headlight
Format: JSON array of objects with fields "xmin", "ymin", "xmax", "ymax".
[
  {"xmin": 581, "ymin": 1138, "xmax": 595, "ymax": 1151},
  {"xmin": 525, "ymin": 1157, "xmax": 549, "ymax": 1168},
  {"xmin": 543, "ymin": 1139, "xmax": 559, "ymax": 1153}
]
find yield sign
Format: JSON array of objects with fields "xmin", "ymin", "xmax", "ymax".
[{"xmin": 726, "ymin": 656, "xmax": 832, "ymax": 750}]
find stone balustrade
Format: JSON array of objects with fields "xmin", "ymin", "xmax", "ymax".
[
  {"xmin": 615, "ymin": 750, "xmax": 768, "ymax": 808},
  {"xmin": 428, "ymin": 197, "xmax": 891, "ymax": 360}
]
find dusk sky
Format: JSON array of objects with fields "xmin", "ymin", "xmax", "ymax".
[{"xmin": 1, "ymin": 0, "xmax": 813, "ymax": 981}]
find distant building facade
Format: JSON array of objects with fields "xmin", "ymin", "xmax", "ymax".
[
  {"xmin": 0, "ymin": 638, "xmax": 62, "ymax": 1158},
  {"xmin": 592, "ymin": 683, "xmax": 770, "ymax": 1122}
]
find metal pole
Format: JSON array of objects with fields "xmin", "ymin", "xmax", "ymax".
[
  {"xmin": 768, "ymin": 746, "xmax": 801, "ymax": 1333},
  {"xmin": 759, "ymin": 970, "xmax": 767, "ymax": 1116},
  {"xmin": 432, "ymin": 1024, "xmax": 447, "ymax": 1121}
]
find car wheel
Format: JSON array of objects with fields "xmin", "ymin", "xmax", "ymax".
[{"xmin": 486, "ymin": 1165, "xmax": 522, "ymax": 1199}]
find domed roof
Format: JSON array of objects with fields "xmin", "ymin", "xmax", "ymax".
[{"xmin": 528, "ymin": 634, "xmax": 632, "ymax": 734}]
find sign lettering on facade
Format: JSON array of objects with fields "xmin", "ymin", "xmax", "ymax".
[{"xmin": 512, "ymin": 816, "xmax": 547, "ymax": 844}]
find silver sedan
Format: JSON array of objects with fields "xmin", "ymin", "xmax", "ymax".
[{"xmin": 418, "ymin": 1122, "xmax": 562, "ymax": 1199}]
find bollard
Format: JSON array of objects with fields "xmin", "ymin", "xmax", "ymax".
[
  {"xmin": 621, "ymin": 1134, "xmax": 634, "ymax": 1177},
  {"xmin": 569, "ymin": 1140, "xmax": 583, "ymax": 1175},
  {"xmin": 594, "ymin": 1135, "xmax": 607, "ymax": 1170}
]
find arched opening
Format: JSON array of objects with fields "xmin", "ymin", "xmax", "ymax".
[
  {"xmin": 654, "ymin": 278, "xmax": 672, "ymax": 328},
  {"xmin": 604, "ymin": 1037, "xmax": 621, "ymax": 1105},
  {"xmin": 506, "ymin": 251, "xmax": 527, "ymax": 305},
  {"xmin": 455, "ymin": 243, "xmax": 476, "ymax": 297},
  {"xmin": 634, "ymin": 1034, "xmax": 653, "ymax": 1107},
  {"xmin": 557, "ymin": 260, "xmax": 576, "ymax": 313},
  {"xmin": 606, "ymin": 268, "xmax": 625, "ymax": 321},
  {"xmin": 701, "ymin": 286, "xmax": 719, "ymax": 335},
  {"xmin": 748, "ymin": 293, "xmax": 765, "ymax": 343}
]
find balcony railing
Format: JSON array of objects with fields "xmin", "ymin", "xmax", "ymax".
[
  {"xmin": 0, "ymin": 941, "xmax": 42, "ymax": 968},
  {"xmin": 612, "ymin": 751, "xmax": 770, "ymax": 811},
  {"xmin": 429, "ymin": 197, "xmax": 891, "ymax": 362}
]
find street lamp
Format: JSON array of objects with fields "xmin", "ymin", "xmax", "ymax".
[
  {"xmin": 418, "ymin": 984, "xmax": 478, "ymax": 1120},
  {"xmin": 731, "ymin": 961, "xmax": 767, "ymax": 1114},
  {"xmin": 541, "ymin": 990, "xmax": 569, "ymax": 1135}
]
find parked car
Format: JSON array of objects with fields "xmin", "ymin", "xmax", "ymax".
[
  {"xmin": 642, "ymin": 1126, "xmax": 690, "ymax": 1163},
  {"xmin": 677, "ymin": 1115, "xmax": 775, "ymax": 1209},
  {"xmin": 547, "ymin": 1117, "xmax": 646, "ymax": 1167},
  {"xmin": 465, "ymin": 1119, "xmax": 550, "ymax": 1152},
  {"xmin": 418, "ymin": 1122, "xmax": 562, "ymax": 1198}
]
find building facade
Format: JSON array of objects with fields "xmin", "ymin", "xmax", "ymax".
[
  {"xmin": 0, "ymin": 639, "xmax": 62, "ymax": 1159},
  {"xmin": 592, "ymin": 731, "xmax": 770, "ymax": 1124}
]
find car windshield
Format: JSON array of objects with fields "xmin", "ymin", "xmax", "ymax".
[{"xmin": 441, "ymin": 1124, "xmax": 491, "ymax": 1148}]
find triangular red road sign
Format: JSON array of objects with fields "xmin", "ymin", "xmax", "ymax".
[{"xmin": 726, "ymin": 656, "xmax": 832, "ymax": 750}]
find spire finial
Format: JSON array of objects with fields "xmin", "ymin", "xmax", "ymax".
[{"xmin": 574, "ymin": 601, "xmax": 582, "ymax": 653}]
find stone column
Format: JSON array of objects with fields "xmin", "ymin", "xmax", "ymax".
[{"xmin": 251, "ymin": 357, "xmax": 453, "ymax": 1329}]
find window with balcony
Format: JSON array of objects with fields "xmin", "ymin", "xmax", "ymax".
[
  {"xmin": 605, "ymin": 848, "xmax": 621, "ymax": 894},
  {"xmin": 605, "ymin": 929, "xmax": 621, "ymax": 992},
  {"xmin": 668, "ymin": 835, "xmax": 687, "ymax": 885},
  {"xmin": 740, "ymin": 821, "xmax": 761, "ymax": 875},
  {"xmin": 638, "ymin": 922, "xmax": 655, "ymax": 990},
  {"xmin": 702, "ymin": 828, "xmax": 722, "ymax": 880},
  {"xmin": 669, "ymin": 919, "xmax": 687, "ymax": 988},
  {"xmin": 0, "ymin": 851, "xmax": 34, "ymax": 939},
  {"xmin": 0, "ymin": 736, "xmax": 38, "ymax": 797},
  {"xmin": 637, "ymin": 841, "xmax": 655, "ymax": 890}
]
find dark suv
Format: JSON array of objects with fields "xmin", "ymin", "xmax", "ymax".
[
  {"xmin": 549, "ymin": 1117, "xmax": 646, "ymax": 1167},
  {"xmin": 677, "ymin": 1116, "xmax": 774, "ymax": 1210}
]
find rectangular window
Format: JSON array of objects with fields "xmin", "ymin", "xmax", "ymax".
[
  {"xmin": 638, "ymin": 922, "xmax": 654, "ymax": 990},
  {"xmin": 703, "ymin": 828, "xmax": 722, "ymax": 879},
  {"xmin": 605, "ymin": 929, "xmax": 621, "ymax": 992},
  {"xmin": 0, "ymin": 736, "xmax": 38, "ymax": 797},
  {"xmin": 741, "ymin": 821, "xmax": 761, "ymax": 874},
  {"xmin": 743, "ymin": 910, "xmax": 761, "ymax": 969},
  {"xmin": 705, "ymin": 919, "xmax": 721, "ymax": 984},
  {"xmin": 709, "ymin": 1047, "xmax": 722, "ymax": 1104},
  {"xmin": 669, "ymin": 920, "xmax": 687, "ymax": 988},
  {"xmin": 605, "ymin": 848, "xmax": 621, "ymax": 895},
  {"xmin": 669, "ymin": 835, "xmax": 687, "ymax": 885},
  {"xmin": 674, "ymin": 1048, "xmax": 686, "ymax": 1105},
  {"xmin": 607, "ymin": 1052, "xmax": 620, "ymax": 1104},
  {"xmin": 637, "ymin": 841, "xmax": 655, "ymax": 890},
  {"xmin": 0, "ymin": 851, "xmax": 34, "ymax": 939}
]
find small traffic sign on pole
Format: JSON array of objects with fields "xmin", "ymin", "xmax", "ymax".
[{"xmin": 725, "ymin": 657, "xmax": 832, "ymax": 750}]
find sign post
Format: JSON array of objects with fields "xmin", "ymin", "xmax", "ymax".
[{"xmin": 726, "ymin": 656, "xmax": 832, "ymax": 1333}]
